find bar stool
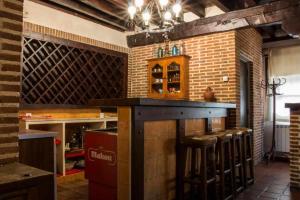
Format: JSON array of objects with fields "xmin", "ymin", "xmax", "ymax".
[
  {"xmin": 179, "ymin": 135, "xmax": 217, "ymax": 200},
  {"xmin": 213, "ymin": 131, "xmax": 234, "ymax": 200},
  {"xmin": 238, "ymin": 128, "xmax": 255, "ymax": 188},
  {"xmin": 230, "ymin": 130, "xmax": 244, "ymax": 196}
]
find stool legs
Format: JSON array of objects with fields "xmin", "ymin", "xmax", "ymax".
[
  {"xmin": 191, "ymin": 148, "xmax": 197, "ymax": 197},
  {"xmin": 217, "ymin": 140, "xmax": 234, "ymax": 200},
  {"xmin": 179, "ymin": 144, "xmax": 217, "ymax": 200},
  {"xmin": 200, "ymin": 146, "xmax": 208, "ymax": 200},
  {"xmin": 232, "ymin": 135, "xmax": 244, "ymax": 196},
  {"xmin": 243, "ymin": 133, "xmax": 254, "ymax": 188}
]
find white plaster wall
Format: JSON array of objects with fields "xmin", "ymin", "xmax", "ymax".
[
  {"xmin": 23, "ymin": 0, "xmax": 128, "ymax": 48},
  {"xmin": 269, "ymin": 45, "xmax": 300, "ymax": 76},
  {"xmin": 205, "ymin": 6, "xmax": 225, "ymax": 17}
]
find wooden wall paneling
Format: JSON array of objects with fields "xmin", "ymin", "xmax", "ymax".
[{"xmin": 21, "ymin": 32, "xmax": 128, "ymax": 105}]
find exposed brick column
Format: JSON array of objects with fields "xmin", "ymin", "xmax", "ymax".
[
  {"xmin": 290, "ymin": 114, "xmax": 300, "ymax": 188},
  {"xmin": 0, "ymin": 0, "xmax": 23, "ymax": 164}
]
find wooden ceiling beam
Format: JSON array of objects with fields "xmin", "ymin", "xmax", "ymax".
[
  {"xmin": 47, "ymin": 0, "xmax": 127, "ymax": 31},
  {"xmin": 127, "ymin": 0, "xmax": 300, "ymax": 47},
  {"xmin": 79, "ymin": 0, "xmax": 125, "ymax": 21},
  {"xmin": 185, "ymin": 0, "xmax": 206, "ymax": 17},
  {"xmin": 243, "ymin": 0, "xmax": 257, "ymax": 7},
  {"xmin": 108, "ymin": 0, "xmax": 128, "ymax": 9},
  {"xmin": 263, "ymin": 38, "xmax": 300, "ymax": 49}
]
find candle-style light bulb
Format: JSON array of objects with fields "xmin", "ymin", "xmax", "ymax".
[
  {"xmin": 142, "ymin": 10, "xmax": 151, "ymax": 26},
  {"xmin": 172, "ymin": 3, "xmax": 182, "ymax": 18},
  {"xmin": 128, "ymin": 5, "xmax": 137, "ymax": 20},
  {"xmin": 164, "ymin": 11, "xmax": 172, "ymax": 21},
  {"xmin": 159, "ymin": 0, "xmax": 168, "ymax": 8}
]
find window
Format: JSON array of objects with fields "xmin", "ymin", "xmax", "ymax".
[
  {"xmin": 272, "ymin": 75, "xmax": 300, "ymax": 122},
  {"xmin": 268, "ymin": 45, "xmax": 300, "ymax": 123}
]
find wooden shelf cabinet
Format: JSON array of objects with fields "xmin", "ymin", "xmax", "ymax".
[
  {"xmin": 19, "ymin": 117, "xmax": 117, "ymax": 176},
  {"xmin": 148, "ymin": 55, "xmax": 190, "ymax": 99}
]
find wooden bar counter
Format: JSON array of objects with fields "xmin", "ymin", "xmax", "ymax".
[{"xmin": 89, "ymin": 98, "xmax": 236, "ymax": 200}]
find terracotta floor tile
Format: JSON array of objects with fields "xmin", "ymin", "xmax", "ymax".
[{"xmin": 57, "ymin": 161, "xmax": 300, "ymax": 200}]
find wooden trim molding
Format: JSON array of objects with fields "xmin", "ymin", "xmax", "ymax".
[{"xmin": 23, "ymin": 22, "xmax": 130, "ymax": 54}]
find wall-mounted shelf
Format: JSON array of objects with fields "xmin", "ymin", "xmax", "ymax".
[{"xmin": 148, "ymin": 55, "xmax": 190, "ymax": 99}]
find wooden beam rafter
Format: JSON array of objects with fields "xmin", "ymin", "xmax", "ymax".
[
  {"xmin": 47, "ymin": 0, "xmax": 127, "ymax": 31},
  {"xmin": 79, "ymin": 0, "xmax": 126, "ymax": 21},
  {"xmin": 127, "ymin": 0, "xmax": 300, "ymax": 47},
  {"xmin": 185, "ymin": 0, "xmax": 206, "ymax": 17}
]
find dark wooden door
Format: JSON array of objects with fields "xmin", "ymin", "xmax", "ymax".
[{"xmin": 240, "ymin": 60, "xmax": 250, "ymax": 127}]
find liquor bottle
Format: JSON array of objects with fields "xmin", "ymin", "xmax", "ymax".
[
  {"xmin": 157, "ymin": 46, "xmax": 164, "ymax": 58},
  {"xmin": 172, "ymin": 44, "xmax": 178, "ymax": 56},
  {"xmin": 179, "ymin": 40, "xmax": 185, "ymax": 55}
]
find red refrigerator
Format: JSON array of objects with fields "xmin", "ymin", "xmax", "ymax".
[{"xmin": 85, "ymin": 128, "xmax": 117, "ymax": 200}]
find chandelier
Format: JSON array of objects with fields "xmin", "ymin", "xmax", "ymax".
[{"xmin": 127, "ymin": 0, "xmax": 183, "ymax": 32}]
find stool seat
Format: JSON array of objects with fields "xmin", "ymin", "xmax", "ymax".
[
  {"xmin": 234, "ymin": 127, "xmax": 252, "ymax": 134},
  {"xmin": 181, "ymin": 135, "xmax": 217, "ymax": 146},
  {"xmin": 212, "ymin": 131, "xmax": 233, "ymax": 140}
]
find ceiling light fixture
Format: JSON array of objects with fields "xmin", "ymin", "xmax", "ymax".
[{"xmin": 127, "ymin": 0, "xmax": 183, "ymax": 34}]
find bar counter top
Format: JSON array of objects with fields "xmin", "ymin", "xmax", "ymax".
[
  {"xmin": 18, "ymin": 129, "xmax": 57, "ymax": 140},
  {"xmin": 286, "ymin": 103, "xmax": 300, "ymax": 111},
  {"xmin": 89, "ymin": 98, "xmax": 236, "ymax": 108}
]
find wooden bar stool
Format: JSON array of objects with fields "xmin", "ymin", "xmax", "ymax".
[
  {"xmin": 230, "ymin": 130, "xmax": 244, "ymax": 196},
  {"xmin": 213, "ymin": 131, "xmax": 234, "ymax": 200},
  {"xmin": 239, "ymin": 128, "xmax": 255, "ymax": 188},
  {"xmin": 179, "ymin": 135, "xmax": 217, "ymax": 200}
]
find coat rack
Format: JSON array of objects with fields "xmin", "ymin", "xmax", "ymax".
[{"xmin": 261, "ymin": 77, "xmax": 286, "ymax": 164}]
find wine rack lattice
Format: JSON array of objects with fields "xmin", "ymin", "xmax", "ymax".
[{"xmin": 21, "ymin": 34, "xmax": 127, "ymax": 105}]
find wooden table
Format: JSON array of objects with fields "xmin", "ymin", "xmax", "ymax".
[{"xmin": 89, "ymin": 98, "xmax": 236, "ymax": 200}]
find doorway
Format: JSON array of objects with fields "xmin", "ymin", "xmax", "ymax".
[{"xmin": 240, "ymin": 60, "xmax": 251, "ymax": 128}]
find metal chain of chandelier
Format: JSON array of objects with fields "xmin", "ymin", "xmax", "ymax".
[{"xmin": 127, "ymin": 0, "xmax": 183, "ymax": 32}]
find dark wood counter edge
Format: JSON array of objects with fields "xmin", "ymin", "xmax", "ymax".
[
  {"xmin": 147, "ymin": 54, "xmax": 191, "ymax": 62},
  {"xmin": 0, "ymin": 162, "xmax": 53, "ymax": 186},
  {"xmin": 19, "ymin": 129, "xmax": 57, "ymax": 140},
  {"xmin": 89, "ymin": 98, "xmax": 236, "ymax": 108},
  {"xmin": 286, "ymin": 103, "xmax": 300, "ymax": 110}
]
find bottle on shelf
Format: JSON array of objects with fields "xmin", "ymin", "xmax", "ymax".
[
  {"xmin": 179, "ymin": 40, "xmax": 185, "ymax": 55},
  {"xmin": 172, "ymin": 43, "xmax": 178, "ymax": 56},
  {"xmin": 157, "ymin": 45, "xmax": 164, "ymax": 58}
]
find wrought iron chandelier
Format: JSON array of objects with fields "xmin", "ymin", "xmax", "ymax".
[{"xmin": 127, "ymin": 0, "xmax": 183, "ymax": 32}]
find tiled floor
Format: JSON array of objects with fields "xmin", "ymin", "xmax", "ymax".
[
  {"xmin": 237, "ymin": 162, "xmax": 300, "ymax": 200},
  {"xmin": 57, "ymin": 162, "xmax": 300, "ymax": 200},
  {"xmin": 57, "ymin": 172, "xmax": 88, "ymax": 200}
]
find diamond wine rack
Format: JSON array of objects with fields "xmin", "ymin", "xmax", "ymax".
[{"xmin": 21, "ymin": 34, "xmax": 128, "ymax": 105}]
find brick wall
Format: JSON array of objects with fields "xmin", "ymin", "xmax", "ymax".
[
  {"xmin": 128, "ymin": 28, "xmax": 264, "ymax": 163},
  {"xmin": 290, "ymin": 114, "xmax": 300, "ymax": 188},
  {"xmin": 0, "ymin": 0, "xmax": 23, "ymax": 164},
  {"xmin": 128, "ymin": 31, "xmax": 237, "ymax": 101},
  {"xmin": 236, "ymin": 29, "xmax": 264, "ymax": 163}
]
